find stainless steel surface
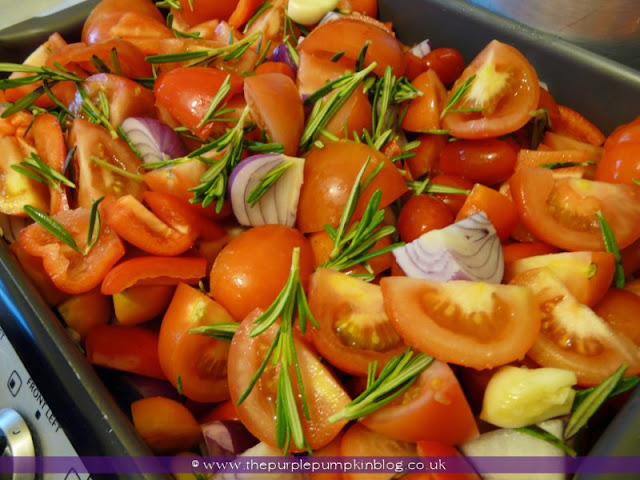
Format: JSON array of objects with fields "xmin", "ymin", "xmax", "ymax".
[
  {"xmin": 467, "ymin": 0, "xmax": 640, "ymax": 69},
  {"xmin": 0, "ymin": 408, "xmax": 35, "ymax": 480}
]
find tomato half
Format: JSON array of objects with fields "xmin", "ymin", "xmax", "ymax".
[
  {"xmin": 307, "ymin": 268, "xmax": 407, "ymax": 376},
  {"xmin": 227, "ymin": 310, "xmax": 351, "ymax": 452},
  {"xmin": 296, "ymin": 140, "xmax": 407, "ymax": 233},
  {"xmin": 455, "ymin": 184, "xmax": 519, "ymax": 242},
  {"xmin": 401, "ymin": 69, "xmax": 447, "ymax": 132},
  {"xmin": 158, "ymin": 283, "xmax": 235, "ymax": 402},
  {"xmin": 380, "ymin": 277, "xmax": 541, "ymax": 369},
  {"xmin": 441, "ymin": 40, "xmax": 540, "ymax": 139},
  {"xmin": 82, "ymin": 0, "xmax": 166, "ymax": 44},
  {"xmin": 361, "ymin": 360, "xmax": 479, "ymax": 445},
  {"xmin": 593, "ymin": 288, "xmax": 640, "ymax": 346},
  {"xmin": 175, "ymin": 0, "xmax": 240, "ymax": 26},
  {"xmin": 509, "ymin": 167, "xmax": 640, "ymax": 251},
  {"xmin": 209, "ymin": 224, "xmax": 315, "ymax": 321},
  {"xmin": 509, "ymin": 267, "xmax": 640, "ymax": 385},
  {"xmin": 397, "ymin": 194, "xmax": 454, "ymax": 243},
  {"xmin": 17, "ymin": 207, "xmax": 125, "ymax": 294},
  {"xmin": 595, "ymin": 142, "xmax": 640, "ymax": 185}
]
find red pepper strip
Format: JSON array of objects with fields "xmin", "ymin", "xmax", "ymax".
[{"xmin": 100, "ymin": 256, "xmax": 207, "ymax": 295}]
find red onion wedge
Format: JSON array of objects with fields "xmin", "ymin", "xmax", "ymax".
[
  {"xmin": 270, "ymin": 43, "xmax": 298, "ymax": 76},
  {"xmin": 119, "ymin": 117, "xmax": 187, "ymax": 164},
  {"xmin": 393, "ymin": 212, "xmax": 504, "ymax": 283},
  {"xmin": 410, "ymin": 38, "xmax": 433, "ymax": 59},
  {"xmin": 201, "ymin": 419, "xmax": 259, "ymax": 457},
  {"xmin": 229, "ymin": 153, "xmax": 305, "ymax": 227}
]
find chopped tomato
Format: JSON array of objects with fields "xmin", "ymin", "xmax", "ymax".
[
  {"xmin": 69, "ymin": 118, "xmax": 146, "ymax": 209},
  {"xmin": 131, "ymin": 396, "xmax": 202, "ymax": 454},
  {"xmin": 321, "ymin": 87, "xmax": 374, "ymax": 144},
  {"xmin": 175, "ymin": 0, "xmax": 241, "ymax": 26},
  {"xmin": 82, "ymin": 0, "xmax": 166, "ymax": 44},
  {"xmin": 158, "ymin": 283, "xmax": 235, "ymax": 402},
  {"xmin": 401, "ymin": 69, "xmax": 447, "ymax": 132},
  {"xmin": 57, "ymin": 288, "xmax": 112, "ymax": 340},
  {"xmin": 441, "ymin": 40, "xmax": 540, "ymax": 139},
  {"xmin": 422, "ymin": 47, "xmax": 466, "ymax": 86},
  {"xmin": 593, "ymin": 288, "xmax": 640, "ymax": 346},
  {"xmin": 504, "ymin": 251, "xmax": 615, "ymax": 307},
  {"xmin": 296, "ymin": 140, "xmax": 407, "ymax": 233},
  {"xmin": 515, "ymin": 148, "xmax": 596, "ymax": 179},
  {"xmin": 85, "ymin": 324, "xmax": 165, "ymax": 379},
  {"xmin": 17, "ymin": 207, "xmax": 125, "ymax": 294},
  {"xmin": 405, "ymin": 133, "xmax": 447, "ymax": 179},
  {"xmin": 104, "ymin": 192, "xmax": 202, "ymax": 256},
  {"xmin": 361, "ymin": 360, "xmax": 479, "ymax": 445},
  {"xmin": 337, "ymin": 0, "xmax": 378, "ymax": 17},
  {"xmin": 380, "ymin": 277, "xmax": 541, "ymax": 369},
  {"xmin": 113, "ymin": 285, "xmax": 176, "ymax": 325},
  {"xmin": 429, "ymin": 174, "xmax": 473, "ymax": 216},
  {"xmin": 244, "ymin": 73, "xmax": 304, "ymax": 156},
  {"xmin": 596, "ymin": 141, "xmax": 640, "ymax": 185},
  {"xmin": 509, "ymin": 267, "xmax": 640, "ymax": 385},
  {"xmin": 397, "ymin": 194, "xmax": 454, "ymax": 243},
  {"xmin": 307, "ymin": 268, "xmax": 407, "ymax": 376},
  {"xmin": 154, "ymin": 67, "xmax": 244, "ymax": 140},
  {"xmin": 502, "ymin": 242, "xmax": 560, "ymax": 264},
  {"xmin": 542, "ymin": 131, "xmax": 603, "ymax": 162},
  {"xmin": 509, "ymin": 167, "xmax": 640, "ymax": 251},
  {"xmin": 254, "ymin": 61, "xmax": 296, "ymax": 81},
  {"xmin": 101, "ymin": 256, "xmax": 207, "ymax": 295},
  {"xmin": 552, "ymin": 104, "xmax": 606, "ymax": 146},
  {"xmin": 439, "ymin": 138, "xmax": 518, "ymax": 185},
  {"xmin": 227, "ymin": 310, "xmax": 351, "ymax": 452},
  {"xmin": 209, "ymin": 224, "xmax": 314, "ymax": 321}
]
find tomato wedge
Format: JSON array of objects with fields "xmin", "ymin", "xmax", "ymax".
[
  {"xmin": 101, "ymin": 256, "xmax": 207, "ymax": 295},
  {"xmin": 510, "ymin": 268, "xmax": 640, "ymax": 385},
  {"xmin": 307, "ymin": 268, "xmax": 407, "ymax": 376},
  {"xmin": 227, "ymin": 310, "xmax": 351, "ymax": 452},
  {"xmin": 17, "ymin": 207, "xmax": 125, "ymax": 294},
  {"xmin": 380, "ymin": 277, "xmax": 541, "ymax": 369},
  {"xmin": 441, "ymin": 40, "xmax": 540, "ymax": 139},
  {"xmin": 361, "ymin": 360, "xmax": 479, "ymax": 445},
  {"xmin": 510, "ymin": 167, "xmax": 640, "ymax": 251},
  {"xmin": 158, "ymin": 283, "xmax": 234, "ymax": 402}
]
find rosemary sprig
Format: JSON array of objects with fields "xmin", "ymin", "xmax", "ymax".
[
  {"xmin": 145, "ymin": 31, "xmax": 263, "ymax": 67},
  {"xmin": 11, "ymin": 152, "xmax": 76, "ymax": 191},
  {"xmin": 539, "ymin": 161, "xmax": 596, "ymax": 169},
  {"xmin": 596, "ymin": 211, "xmax": 625, "ymax": 288},
  {"xmin": 155, "ymin": 0, "xmax": 181, "ymax": 9},
  {"xmin": 196, "ymin": 74, "xmax": 233, "ymax": 128},
  {"xmin": 90, "ymin": 156, "xmax": 144, "ymax": 182},
  {"xmin": 564, "ymin": 364, "xmax": 628, "ymax": 440},
  {"xmin": 321, "ymin": 158, "xmax": 403, "ymax": 280},
  {"xmin": 440, "ymin": 73, "xmax": 482, "ymax": 118},
  {"xmin": 300, "ymin": 61, "xmax": 377, "ymax": 152},
  {"xmin": 0, "ymin": 63, "xmax": 84, "ymax": 88},
  {"xmin": 23, "ymin": 196, "xmax": 104, "ymax": 255},
  {"xmin": 189, "ymin": 106, "xmax": 251, "ymax": 210},
  {"xmin": 329, "ymin": 349, "xmax": 434, "ymax": 423},
  {"xmin": 515, "ymin": 425, "xmax": 577, "ymax": 457},
  {"xmin": 245, "ymin": 1, "xmax": 273, "ymax": 32},
  {"xmin": 406, "ymin": 177, "xmax": 471, "ymax": 196},
  {"xmin": 247, "ymin": 161, "xmax": 292, "ymax": 207},
  {"xmin": 189, "ymin": 322, "xmax": 240, "ymax": 342},
  {"xmin": 237, "ymin": 247, "xmax": 319, "ymax": 453},
  {"xmin": 76, "ymin": 83, "xmax": 119, "ymax": 139}
]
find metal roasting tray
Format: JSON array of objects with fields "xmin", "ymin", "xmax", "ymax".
[{"xmin": 0, "ymin": 0, "xmax": 638, "ymax": 478}]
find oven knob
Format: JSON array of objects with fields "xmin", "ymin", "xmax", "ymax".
[{"xmin": 0, "ymin": 408, "xmax": 35, "ymax": 480}]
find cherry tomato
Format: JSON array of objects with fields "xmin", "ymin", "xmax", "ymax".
[
  {"xmin": 510, "ymin": 267, "xmax": 640, "ymax": 385},
  {"xmin": 296, "ymin": 140, "xmax": 407, "ymax": 233},
  {"xmin": 423, "ymin": 47, "xmax": 466, "ymax": 86},
  {"xmin": 298, "ymin": 17, "xmax": 407, "ymax": 78},
  {"xmin": 209, "ymin": 224, "xmax": 314, "ymax": 321},
  {"xmin": 361, "ymin": 360, "xmax": 479, "ymax": 445},
  {"xmin": 113, "ymin": 285, "xmax": 175, "ymax": 326},
  {"xmin": 594, "ymin": 288, "xmax": 640, "ymax": 346},
  {"xmin": 380, "ymin": 276, "xmax": 541, "ymax": 370},
  {"xmin": 595, "ymin": 142, "xmax": 640, "ymax": 184},
  {"xmin": 158, "ymin": 283, "xmax": 235, "ymax": 402},
  {"xmin": 154, "ymin": 67, "xmax": 244, "ymax": 140},
  {"xmin": 401, "ymin": 69, "xmax": 447, "ymax": 132},
  {"xmin": 405, "ymin": 133, "xmax": 447, "ymax": 179},
  {"xmin": 397, "ymin": 194, "xmax": 454, "ymax": 243},
  {"xmin": 504, "ymin": 251, "xmax": 615, "ymax": 307},
  {"xmin": 455, "ymin": 184, "xmax": 519, "ymax": 242},
  {"xmin": 321, "ymin": 87, "xmax": 373, "ymax": 143},
  {"xmin": 244, "ymin": 73, "xmax": 303, "ymax": 156},
  {"xmin": 429, "ymin": 173, "xmax": 473, "ymax": 216},
  {"xmin": 17, "ymin": 206, "xmax": 125, "ymax": 294},
  {"xmin": 442, "ymin": 40, "xmax": 540, "ymax": 139},
  {"xmin": 439, "ymin": 138, "xmax": 517, "ymax": 185},
  {"xmin": 502, "ymin": 242, "xmax": 560, "ymax": 264},
  {"xmin": 69, "ymin": 118, "xmax": 146, "ymax": 209},
  {"xmin": 82, "ymin": 0, "xmax": 166, "ymax": 44},
  {"xmin": 509, "ymin": 167, "xmax": 640, "ymax": 251},
  {"xmin": 307, "ymin": 268, "xmax": 406, "ymax": 376},
  {"xmin": 57, "ymin": 288, "xmax": 111, "ymax": 340},
  {"xmin": 176, "ymin": 0, "xmax": 240, "ymax": 26},
  {"xmin": 227, "ymin": 310, "xmax": 351, "ymax": 452}
]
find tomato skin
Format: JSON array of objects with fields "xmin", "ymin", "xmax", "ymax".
[
  {"xmin": 429, "ymin": 174, "xmax": 473, "ymax": 216},
  {"xmin": 455, "ymin": 184, "xmax": 519, "ymax": 242},
  {"xmin": 510, "ymin": 167, "xmax": 640, "ymax": 251},
  {"xmin": 593, "ymin": 288, "xmax": 640, "ymax": 346},
  {"xmin": 381, "ymin": 277, "xmax": 541, "ymax": 370},
  {"xmin": 502, "ymin": 242, "xmax": 560, "ymax": 264},
  {"xmin": 227, "ymin": 310, "xmax": 351, "ymax": 452},
  {"xmin": 209, "ymin": 225, "xmax": 315, "ymax": 321},
  {"xmin": 397, "ymin": 194, "xmax": 454, "ymax": 243},
  {"xmin": 297, "ymin": 140, "xmax": 407, "ymax": 233},
  {"xmin": 113, "ymin": 285, "xmax": 175, "ymax": 326},
  {"xmin": 442, "ymin": 40, "xmax": 540, "ymax": 139},
  {"xmin": 361, "ymin": 360, "xmax": 479, "ymax": 445},
  {"xmin": 595, "ymin": 142, "xmax": 640, "ymax": 185},
  {"xmin": 57, "ymin": 288, "xmax": 111, "ymax": 341},
  {"xmin": 158, "ymin": 283, "xmax": 235, "ymax": 402},
  {"xmin": 85, "ymin": 324, "xmax": 165, "ymax": 379},
  {"xmin": 176, "ymin": 0, "xmax": 240, "ymax": 26},
  {"xmin": 401, "ymin": 69, "xmax": 447, "ymax": 132},
  {"xmin": 154, "ymin": 67, "xmax": 244, "ymax": 139},
  {"xmin": 405, "ymin": 133, "xmax": 447, "ymax": 179},
  {"xmin": 552, "ymin": 105, "xmax": 606, "ymax": 146},
  {"xmin": 82, "ymin": 0, "xmax": 165, "ymax": 44},
  {"xmin": 423, "ymin": 47, "xmax": 466, "ymax": 86},
  {"xmin": 440, "ymin": 138, "xmax": 517, "ymax": 185},
  {"xmin": 17, "ymin": 207, "xmax": 126, "ymax": 294}
]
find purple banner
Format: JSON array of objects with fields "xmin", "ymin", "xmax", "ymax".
[{"xmin": 2, "ymin": 456, "xmax": 640, "ymax": 475}]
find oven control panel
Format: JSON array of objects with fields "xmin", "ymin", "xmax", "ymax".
[{"xmin": 0, "ymin": 326, "xmax": 90, "ymax": 480}]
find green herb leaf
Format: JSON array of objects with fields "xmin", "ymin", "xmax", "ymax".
[
  {"xmin": 189, "ymin": 322, "xmax": 239, "ymax": 342},
  {"xmin": 329, "ymin": 349, "xmax": 434, "ymax": 423},
  {"xmin": 245, "ymin": 1, "xmax": 272, "ymax": 32},
  {"xmin": 84, "ymin": 196, "xmax": 104, "ymax": 254},
  {"xmin": 23, "ymin": 205, "xmax": 82, "ymax": 254},
  {"xmin": 247, "ymin": 161, "xmax": 292, "ymax": 207},
  {"xmin": 90, "ymin": 156, "xmax": 144, "ymax": 182},
  {"xmin": 440, "ymin": 73, "xmax": 480, "ymax": 118},
  {"xmin": 539, "ymin": 161, "xmax": 596, "ymax": 169},
  {"xmin": 406, "ymin": 178, "xmax": 471, "ymax": 196},
  {"xmin": 515, "ymin": 425, "xmax": 576, "ymax": 457},
  {"xmin": 564, "ymin": 364, "xmax": 628, "ymax": 440},
  {"xmin": 596, "ymin": 211, "xmax": 625, "ymax": 288},
  {"xmin": 573, "ymin": 375, "xmax": 640, "ymax": 410}
]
